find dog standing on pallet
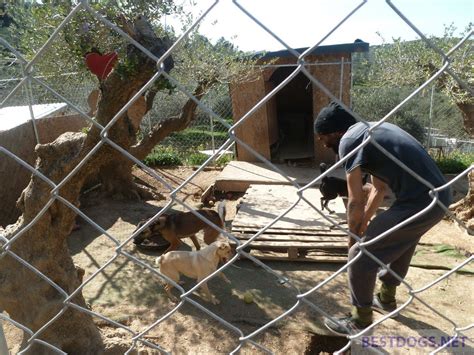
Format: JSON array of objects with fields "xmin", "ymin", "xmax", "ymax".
[{"xmin": 133, "ymin": 202, "xmax": 226, "ymax": 253}]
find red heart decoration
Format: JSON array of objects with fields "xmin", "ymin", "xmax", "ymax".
[{"xmin": 85, "ymin": 52, "xmax": 118, "ymax": 80}]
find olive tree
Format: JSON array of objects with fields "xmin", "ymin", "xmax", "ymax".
[{"xmin": 0, "ymin": 1, "xmax": 255, "ymax": 353}]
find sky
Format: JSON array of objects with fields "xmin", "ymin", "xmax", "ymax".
[{"xmin": 166, "ymin": 0, "xmax": 473, "ymax": 52}]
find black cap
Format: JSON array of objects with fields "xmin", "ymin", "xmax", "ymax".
[{"xmin": 314, "ymin": 101, "xmax": 357, "ymax": 134}]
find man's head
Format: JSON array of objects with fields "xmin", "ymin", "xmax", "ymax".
[{"xmin": 314, "ymin": 101, "xmax": 357, "ymax": 153}]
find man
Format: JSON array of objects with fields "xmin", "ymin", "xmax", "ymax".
[{"xmin": 314, "ymin": 101, "xmax": 451, "ymax": 336}]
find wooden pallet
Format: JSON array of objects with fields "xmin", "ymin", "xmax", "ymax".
[
  {"xmin": 230, "ymin": 184, "xmax": 349, "ymax": 263},
  {"xmin": 230, "ymin": 231, "xmax": 348, "ymax": 262},
  {"xmin": 241, "ymin": 249, "xmax": 348, "ymax": 263}
]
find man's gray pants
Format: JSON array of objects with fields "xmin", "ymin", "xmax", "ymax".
[{"xmin": 348, "ymin": 190, "xmax": 452, "ymax": 308}]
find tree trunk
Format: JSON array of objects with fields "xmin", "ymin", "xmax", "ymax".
[
  {"xmin": 449, "ymin": 102, "xmax": 473, "ymax": 234},
  {"xmin": 131, "ymin": 80, "xmax": 213, "ymax": 160},
  {"xmin": 0, "ymin": 18, "xmax": 185, "ymax": 353},
  {"xmin": 450, "ymin": 170, "xmax": 474, "ymax": 235},
  {"xmin": 91, "ymin": 80, "xmax": 213, "ymax": 200},
  {"xmin": 1, "ymin": 132, "xmax": 103, "ymax": 354},
  {"xmin": 456, "ymin": 102, "xmax": 474, "ymax": 136},
  {"xmin": 430, "ymin": 64, "xmax": 474, "ymax": 233}
]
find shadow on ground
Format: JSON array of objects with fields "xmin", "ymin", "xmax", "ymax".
[{"xmin": 64, "ymin": 198, "xmax": 473, "ymax": 354}]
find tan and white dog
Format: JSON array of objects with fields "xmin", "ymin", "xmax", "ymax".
[{"xmin": 156, "ymin": 240, "xmax": 232, "ymax": 304}]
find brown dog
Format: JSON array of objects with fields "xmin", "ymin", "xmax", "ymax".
[{"xmin": 133, "ymin": 207, "xmax": 225, "ymax": 253}]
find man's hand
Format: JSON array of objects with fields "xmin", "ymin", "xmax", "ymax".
[
  {"xmin": 348, "ymin": 236, "xmax": 357, "ymax": 250},
  {"xmin": 345, "ymin": 170, "xmax": 388, "ymax": 253},
  {"xmin": 346, "ymin": 167, "xmax": 366, "ymax": 252},
  {"xmin": 358, "ymin": 219, "xmax": 369, "ymax": 236}
]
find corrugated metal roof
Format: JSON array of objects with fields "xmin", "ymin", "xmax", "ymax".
[{"xmin": 0, "ymin": 103, "xmax": 68, "ymax": 131}]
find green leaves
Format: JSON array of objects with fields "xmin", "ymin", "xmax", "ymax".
[
  {"xmin": 353, "ymin": 24, "xmax": 473, "ymax": 141},
  {"xmin": 355, "ymin": 23, "xmax": 473, "ymax": 106},
  {"xmin": 4, "ymin": 1, "xmax": 254, "ymax": 102},
  {"xmin": 143, "ymin": 146, "xmax": 182, "ymax": 166},
  {"xmin": 434, "ymin": 152, "xmax": 474, "ymax": 174},
  {"xmin": 352, "ymin": 86, "xmax": 427, "ymax": 143}
]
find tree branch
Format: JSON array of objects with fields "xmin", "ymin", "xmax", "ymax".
[{"xmin": 131, "ymin": 80, "xmax": 214, "ymax": 160}]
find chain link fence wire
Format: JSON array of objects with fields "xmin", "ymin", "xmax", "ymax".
[
  {"xmin": 351, "ymin": 82, "xmax": 474, "ymax": 154},
  {"xmin": 350, "ymin": 49, "xmax": 474, "ymax": 153},
  {"xmin": 142, "ymin": 84, "xmax": 235, "ymax": 158},
  {"xmin": 0, "ymin": 0, "xmax": 473, "ymax": 354}
]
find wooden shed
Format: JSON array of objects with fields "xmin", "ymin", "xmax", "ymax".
[{"xmin": 230, "ymin": 41, "xmax": 369, "ymax": 164}]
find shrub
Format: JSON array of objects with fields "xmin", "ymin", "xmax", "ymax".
[
  {"xmin": 433, "ymin": 151, "xmax": 474, "ymax": 174},
  {"xmin": 184, "ymin": 151, "xmax": 234, "ymax": 167},
  {"xmin": 143, "ymin": 146, "xmax": 182, "ymax": 167},
  {"xmin": 143, "ymin": 144, "xmax": 235, "ymax": 168},
  {"xmin": 186, "ymin": 152, "xmax": 209, "ymax": 166},
  {"xmin": 215, "ymin": 153, "xmax": 234, "ymax": 167}
]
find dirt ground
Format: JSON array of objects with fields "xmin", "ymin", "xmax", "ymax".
[{"xmin": 3, "ymin": 166, "xmax": 473, "ymax": 354}]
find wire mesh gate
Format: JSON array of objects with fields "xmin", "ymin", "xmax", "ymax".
[{"xmin": 0, "ymin": 1, "xmax": 473, "ymax": 354}]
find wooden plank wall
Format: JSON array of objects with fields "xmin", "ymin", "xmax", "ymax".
[
  {"xmin": 230, "ymin": 51, "xmax": 354, "ymax": 164},
  {"xmin": 309, "ymin": 53, "xmax": 352, "ymax": 164},
  {"xmin": 230, "ymin": 74, "xmax": 271, "ymax": 162}
]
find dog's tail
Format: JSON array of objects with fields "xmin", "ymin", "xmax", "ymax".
[
  {"xmin": 217, "ymin": 200, "xmax": 227, "ymax": 230},
  {"xmin": 217, "ymin": 200, "xmax": 226, "ymax": 222}
]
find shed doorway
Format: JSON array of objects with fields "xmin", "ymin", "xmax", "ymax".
[{"xmin": 270, "ymin": 67, "xmax": 314, "ymax": 164}]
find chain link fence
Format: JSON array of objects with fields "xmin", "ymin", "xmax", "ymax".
[
  {"xmin": 0, "ymin": 1, "xmax": 473, "ymax": 354},
  {"xmin": 145, "ymin": 84, "xmax": 235, "ymax": 158},
  {"xmin": 0, "ymin": 67, "xmax": 234, "ymax": 162},
  {"xmin": 2, "ymin": 65, "xmax": 470, "ymax": 163}
]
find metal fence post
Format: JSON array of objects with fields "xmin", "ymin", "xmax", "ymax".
[{"xmin": 427, "ymin": 84, "xmax": 435, "ymax": 149}]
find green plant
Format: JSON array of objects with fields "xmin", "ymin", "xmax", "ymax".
[
  {"xmin": 215, "ymin": 153, "xmax": 234, "ymax": 167},
  {"xmin": 186, "ymin": 152, "xmax": 209, "ymax": 166},
  {"xmin": 433, "ymin": 151, "xmax": 474, "ymax": 174},
  {"xmin": 143, "ymin": 146, "xmax": 182, "ymax": 167}
]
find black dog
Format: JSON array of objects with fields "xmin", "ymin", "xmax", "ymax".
[{"xmin": 319, "ymin": 162, "xmax": 348, "ymax": 213}]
